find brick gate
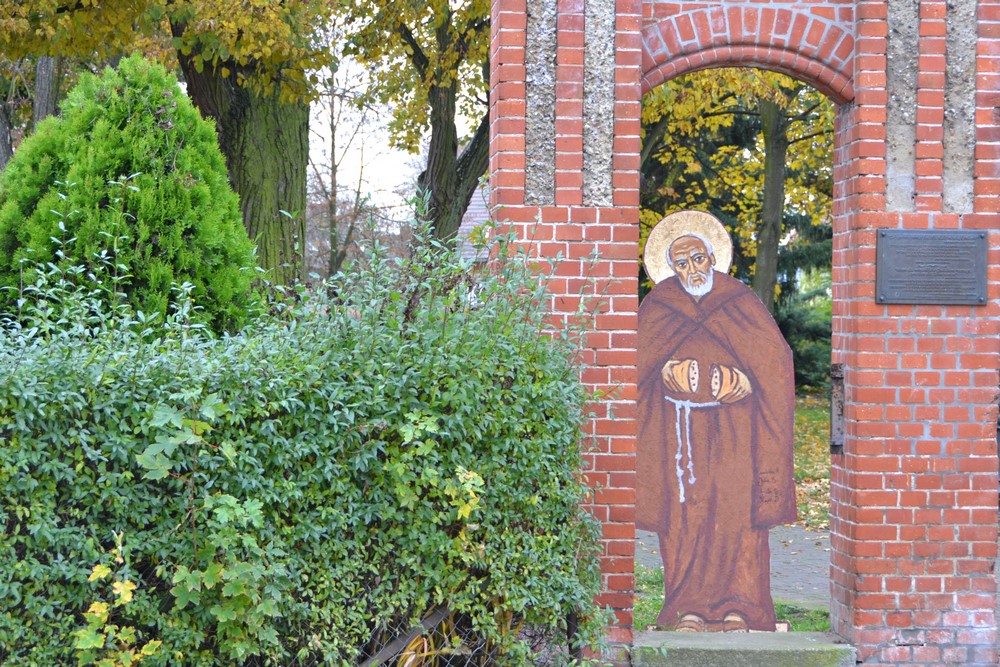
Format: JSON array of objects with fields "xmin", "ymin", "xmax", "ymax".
[{"xmin": 489, "ymin": 0, "xmax": 1000, "ymax": 664}]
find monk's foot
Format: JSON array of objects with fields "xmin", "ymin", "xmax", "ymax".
[
  {"xmin": 675, "ymin": 613, "xmax": 706, "ymax": 632},
  {"xmin": 722, "ymin": 612, "xmax": 749, "ymax": 633}
]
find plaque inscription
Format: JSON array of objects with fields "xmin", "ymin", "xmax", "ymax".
[{"xmin": 875, "ymin": 230, "xmax": 987, "ymax": 305}]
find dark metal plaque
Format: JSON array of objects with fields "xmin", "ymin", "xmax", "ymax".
[
  {"xmin": 876, "ymin": 230, "xmax": 987, "ymax": 305},
  {"xmin": 829, "ymin": 363, "xmax": 844, "ymax": 455}
]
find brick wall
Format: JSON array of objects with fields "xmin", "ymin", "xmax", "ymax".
[{"xmin": 490, "ymin": 0, "xmax": 1000, "ymax": 664}]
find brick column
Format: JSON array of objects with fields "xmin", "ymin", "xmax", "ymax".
[
  {"xmin": 489, "ymin": 0, "xmax": 527, "ymax": 208},
  {"xmin": 490, "ymin": 0, "xmax": 642, "ymax": 661},
  {"xmin": 830, "ymin": 1, "xmax": 999, "ymax": 665}
]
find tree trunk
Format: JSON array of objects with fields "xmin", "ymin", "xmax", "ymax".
[
  {"xmin": 754, "ymin": 98, "xmax": 789, "ymax": 314},
  {"xmin": 418, "ymin": 78, "xmax": 489, "ymax": 241},
  {"xmin": 0, "ymin": 101, "xmax": 12, "ymax": 170},
  {"xmin": 33, "ymin": 56, "xmax": 60, "ymax": 126},
  {"xmin": 175, "ymin": 59, "xmax": 308, "ymax": 285},
  {"xmin": 327, "ymin": 93, "xmax": 339, "ymax": 278}
]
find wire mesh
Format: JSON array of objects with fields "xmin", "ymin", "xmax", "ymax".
[{"xmin": 350, "ymin": 608, "xmax": 579, "ymax": 667}]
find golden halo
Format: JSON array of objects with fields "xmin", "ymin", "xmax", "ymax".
[{"xmin": 644, "ymin": 210, "xmax": 733, "ymax": 284}]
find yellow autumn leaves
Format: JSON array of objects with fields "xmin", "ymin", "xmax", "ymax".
[
  {"xmin": 0, "ymin": 0, "xmax": 334, "ymax": 103},
  {"xmin": 73, "ymin": 544, "xmax": 161, "ymax": 666},
  {"xmin": 641, "ymin": 67, "xmax": 834, "ymax": 278}
]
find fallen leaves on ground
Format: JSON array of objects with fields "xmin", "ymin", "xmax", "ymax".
[{"xmin": 794, "ymin": 392, "xmax": 831, "ymax": 531}]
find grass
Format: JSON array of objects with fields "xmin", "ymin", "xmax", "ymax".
[
  {"xmin": 773, "ymin": 601, "xmax": 830, "ymax": 632},
  {"xmin": 632, "ymin": 393, "xmax": 833, "ymax": 632},
  {"xmin": 633, "ymin": 565, "xmax": 664, "ymax": 632}
]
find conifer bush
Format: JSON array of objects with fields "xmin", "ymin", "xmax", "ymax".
[
  {"xmin": 0, "ymin": 56, "xmax": 258, "ymax": 332},
  {"xmin": 0, "ymin": 225, "xmax": 605, "ymax": 665}
]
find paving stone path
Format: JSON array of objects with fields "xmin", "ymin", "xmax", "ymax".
[{"xmin": 635, "ymin": 525, "xmax": 832, "ymax": 610}]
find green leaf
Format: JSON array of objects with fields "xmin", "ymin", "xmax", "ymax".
[
  {"xmin": 135, "ymin": 450, "xmax": 171, "ymax": 479},
  {"xmin": 200, "ymin": 395, "xmax": 230, "ymax": 420},
  {"xmin": 172, "ymin": 584, "xmax": 201, "ymax": 610},
  {"xmin": 150, "ymin": 405, "xmax": 184, "ymax": 429},
  {"xmin": 210, "ymin": 604, "xmax": 239, "ymax": 622},
  {"xmin": 242, "ymin": 499, "xmax": 263, "ymax": 526},
  {"xmin": 203, "ymin": 562, "xmax": 224, "ymax": 589},
  {"xmin": 222, "ymin": 580, "xmax": 248, "ymax": 598}
]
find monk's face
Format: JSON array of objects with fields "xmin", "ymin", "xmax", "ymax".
[{"xmin": 669, "ymin": 236, "xmax": 716, "ymax": 296}]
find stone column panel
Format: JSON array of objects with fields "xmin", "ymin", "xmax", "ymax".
[
  {"xmin": 525, "ymin": 0, "xmax": 558, "ymax": 205},
  {"xmin": 943, "ymin": 0, "xmax": 977, "ymax": 214},
  {"xmin": 886, "ymin": 0, "xmax": 919, "ymax": 212},
  {"xmin": 524, "ymin": 0, "xmax": 618, "ymax": 207},
  {"xmin": 584, "ymin": 0, "xmax": 617, "ymax": 207}
]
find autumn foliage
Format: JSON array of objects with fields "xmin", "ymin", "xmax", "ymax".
[
  {"xmin": 0, "ymin": 1, "xmax": 331, "ymax": 102},
  {"xmin": 641, "ymin": 68, "xmax": 834, "ymax": 306},
  {"xmin": 340, "ymin": 0, "xmax": 492, "ymax": 239}
]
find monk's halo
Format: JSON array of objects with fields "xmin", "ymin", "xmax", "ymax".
[{"xmin": 644, "ymin": 210, "xmax": 734, "ymax": 284}]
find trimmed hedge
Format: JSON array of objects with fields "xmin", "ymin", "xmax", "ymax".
[
  {"xmin": 0, "ymin": 56, "xmax": 258, "ymax": 333},
  {"xmin": 0, "ymin": 229, "xmax": 604, "ymax": 665}
]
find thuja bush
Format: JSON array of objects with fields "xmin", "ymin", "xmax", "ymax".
[
  {"xmin": 0, "ymin": 225, "xmax": 605, "ymax": 665},
  {"xmin": 0, "ymin": 56, "xmax": 258, "ymax": 332}
]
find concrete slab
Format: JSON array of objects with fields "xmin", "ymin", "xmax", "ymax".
[{"xmin": 631, "ymin": 631, "xmax": 855, "ymax": 667}]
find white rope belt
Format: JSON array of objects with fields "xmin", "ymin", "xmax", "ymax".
[{"xmin": 665, "ymin": 396, "xmax": 720, "ymax": 503}]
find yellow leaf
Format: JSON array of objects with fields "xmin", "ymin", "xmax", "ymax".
[
  {"xmin": 89, "ymin": 564, "xmax": 112, "ymax": 582},
  {"xmin": 85, "ymin": 601, "xmax": 110, "ymax": 624},
  {"xmin": 141, "ymin": 640, "xmax": 163, "ymax": 656},
  {"xmin": 113, "ymin": 579, "xmax": 137, "ymax": 605}
]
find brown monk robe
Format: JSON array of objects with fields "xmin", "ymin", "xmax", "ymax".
[{"xmin": 636, "ymin": 267, "xmax": 796, "ymax": 632}]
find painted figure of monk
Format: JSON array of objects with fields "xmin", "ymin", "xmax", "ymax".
[{"xmin": 637, "ymin": 212, "xmax": 796, "ymax": 632}]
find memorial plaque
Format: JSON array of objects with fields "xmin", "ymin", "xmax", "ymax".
[{"xmin": 876, "ymin": 230, "xmax": 987, "ymax": 305}]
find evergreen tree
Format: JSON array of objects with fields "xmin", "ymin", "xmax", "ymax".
[{"xmin": 0, "ymin": 57, "xmax": 258, "ymax": 332}]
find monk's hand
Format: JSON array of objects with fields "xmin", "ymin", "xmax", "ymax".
[
  {"xmin": 661, "ymin": 359, "xmax": 699, "ymax": 394},
  {"xmin": 710, "ymin": 364, "xmax": 753, "ymax": 403}
]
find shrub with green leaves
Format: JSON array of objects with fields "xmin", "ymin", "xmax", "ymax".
[
  {"xmin": 0, "ymin": 225, "xmax": 605, "ymax": 665},
  {"xmin": 0, "ymin": 56, "xmax": 258, "ymax": 332}
]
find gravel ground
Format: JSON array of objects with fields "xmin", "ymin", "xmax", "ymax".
[{"xmin": 635, "ymin": 525, "xmax": 831, "ymax": 610}]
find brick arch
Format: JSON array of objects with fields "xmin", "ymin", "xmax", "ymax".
[{"xmin": 641, "ymin": 6, "xmax": 854, "ymax": 104}]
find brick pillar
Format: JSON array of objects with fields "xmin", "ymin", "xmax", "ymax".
[
  {"xmin": 829, "ymin": 1, "xmax": 1000, "ymax": 665},
  {"xmin": 490, "ymin": 0, "xmax": 643, "ymax": 661}
]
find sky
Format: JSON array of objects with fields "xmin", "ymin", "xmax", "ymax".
[
  {"xmin": 306, "ymin": 56, "xmax": 483, "ymax": 228},
  {"xmin": 308, "ymin": 95, "xmax": 418, "ymax": 226}
]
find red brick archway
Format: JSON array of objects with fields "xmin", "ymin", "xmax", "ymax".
[
  {"xmin": 490, "ymin": 1, "xmax": 1000, "ymax": 664},
  {"xmin": 641, "ymin": 6, "xmax": 855, "ymax": 103}
]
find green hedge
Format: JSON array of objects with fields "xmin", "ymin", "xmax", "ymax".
[
  {"xmin": 0, "ymin": 56, "xmax": 258, "ymax": 333},
  {"xmin": 0, "ymin": 229, "xmax": 604, "ymax": 665}
]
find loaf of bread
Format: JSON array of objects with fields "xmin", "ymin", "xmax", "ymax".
[
  {"xmin": 667, "ymin": 358, "xmax": 699, "ymax": 394},
  {"xmin": 710, "ymin": 363, "xmax": 752, "ymax": 403}
]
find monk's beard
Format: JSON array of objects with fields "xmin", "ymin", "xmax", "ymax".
[{"xmin": 682, "ymin": 270, "xmax": 714, "ymax": 297}]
